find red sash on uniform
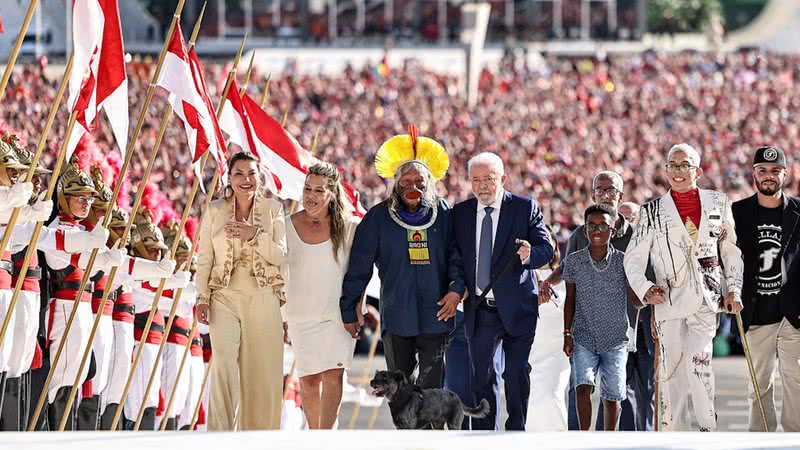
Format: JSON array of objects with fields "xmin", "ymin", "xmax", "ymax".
[
  {"xmin": 112, "ymin": 290, "xmax": 135, "ymax": 323},
  {"xmin": 133, "ymin": 311, "xmax": 165, "ymax": 345},
  {"xmin": 11, "ymin": 251, "xmax": 40, "ymax": 292},
  {"xmin": 190, "ymin": 328, "xmax": 202, "ymax": 357},
  {"xmin": 201, "ymin": 333, "xmax": 211, "ymax": 363},
  {"xmin": 51, "ymin": 215, "xmax": 93, "ymax": 302},
  {"xmin": 167, "ymin": 316, "xmax": 191, "ymax": 346},
  {"xmin": 91, "ymin": 274, "xmax": 114, "ymax": 316},
  {"xmin": 142, "ymin": 280, "xmax": 175, "ymax": 299},
  {"xmin": 0, "ymin": 250, "xmax": 13, "ymax": 290}
]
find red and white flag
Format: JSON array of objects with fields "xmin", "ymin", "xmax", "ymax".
[
  {"xmin": 218, "ymin": 78, "xmax": 280, "ymax": 194},
  {"xmin": 66, "ymin": 0, "xmax": 128, "ymax": 161},
  {"xmin": 341, "ymin": 178, "xmax": 367, "ymax": 217},
  {"xmin": 155, "ymin": 21, "xmax": 227, "ymax": 180},
  {"xmin": 240, "ymin": 93, "xmax": 317, "ymax": 200}
]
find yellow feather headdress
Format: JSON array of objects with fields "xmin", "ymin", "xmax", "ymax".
[{"xmin": 374, "ymin": 125, "xmax": 449, "ymax": 180}]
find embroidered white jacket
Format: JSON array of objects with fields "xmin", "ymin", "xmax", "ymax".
[{"xmin": 624, "ymin": 189, "xmax": 744, "ymax": 321}]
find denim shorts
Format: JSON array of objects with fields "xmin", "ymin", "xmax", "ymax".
[{"xmin": 572, "ymin": 342, "xmax": 628, "ymax": 402}]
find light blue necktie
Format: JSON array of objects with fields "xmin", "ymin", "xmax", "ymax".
[{"xmin": 478, "ymin": 206, "xmax": 494, "ymax": 292}]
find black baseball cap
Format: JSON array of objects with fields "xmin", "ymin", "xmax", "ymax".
[{"xmin": 753, "ymin": 146, "xmax": 786, "ymax": 168}]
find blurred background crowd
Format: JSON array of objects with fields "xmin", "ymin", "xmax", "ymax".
[{"xmin": 3, "ymin": 49, "xmax": 799, "ymax": 250}]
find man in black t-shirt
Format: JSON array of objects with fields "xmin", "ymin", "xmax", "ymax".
[{"xmin": 732, "ymin": 146, "xmax": 800, "ymax": 432}]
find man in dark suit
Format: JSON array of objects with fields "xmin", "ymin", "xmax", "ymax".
[
  {"xmin": 449, "ymin": 152, "xmax": 553, "ymax": 431},
  {"xmin": 732, "ymin": 146, "xmax": 800, "ymax": 432}
]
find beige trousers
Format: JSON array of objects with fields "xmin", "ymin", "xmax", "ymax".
[
  {"xmin": 208, "ymin": 269, "xmax": 283, "ymax": 430},
  {"xmin": 745, "ymin": 318, "xmax": 800, "ymax": 432}
]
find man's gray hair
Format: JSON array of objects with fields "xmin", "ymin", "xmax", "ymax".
[
  {"xmin": 592, "ymin": 171, "xmax": 624, "ymax": 191},
  {"xmin": 667, "ymin": 143, "xmax": 701, "ymax": 166},
  {"xmin": 467, "ymin": 152, "xmax": 504, "ymax": 177}
]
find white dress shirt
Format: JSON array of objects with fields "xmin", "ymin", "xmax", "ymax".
[{"xmin": 475, "ymin": 190, "xmax": 504, "ymax": 299}]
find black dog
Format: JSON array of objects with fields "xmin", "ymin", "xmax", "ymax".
[{"xmin": 370, "ymin": 370, "xmax": 489, "ymax": 430}]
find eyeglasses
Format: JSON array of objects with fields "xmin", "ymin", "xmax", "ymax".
[
  {"xmin": 68, "ymin": 195, "xmax": 95, "ymax": 205},
  {"xmin": 472, "ymin": 176, "xmax": 499, "ymax": 187},
  {"xmin": 665, "ymin": 163, "xmax": 698, "ymax": 174},
  {"xmin": 586, "ymin": 223, "xmax": 611, "ymax": 233},
  {"xmin": 592, "ymin": 188, "xmax": 621, "ymax": 198}
]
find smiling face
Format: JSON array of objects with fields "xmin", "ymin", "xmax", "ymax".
[
  {"xmin": 230, "ymin": 159, "xmax": 260, "ymax": 197},
  {"xmin": 470, "ymin": 163, "xmax": 506, "ymax": 206},
  {"xmin": 585, "ymin": 211, "xmax": 614, "ymax": 248},
  {"xmin": 302, "ymin": 174, "xmax": 333, "ymax": 217},
  {"xmin": 753, "ymin": 163, "xmax": 786, "ymax": 196},
  {"xmin": 665, "ymin": 150, "xmax": 702, "ymax": 193}
]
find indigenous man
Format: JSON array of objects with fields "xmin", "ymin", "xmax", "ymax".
[{"xmin": 340, "ymin": 126, "xmax": 465, "ymax": 389}]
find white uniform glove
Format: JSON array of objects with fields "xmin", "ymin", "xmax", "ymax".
[
  {"xmin": 8, "ymin": 182, "xmax": 33, "ymax": 208},
  {"xmin": 63, "ymin": 224, "xmax": 110, "ymax": 253},
  {"xmin": 157, "ymin": 259, "xmax": 177, "ymax": 278},
  {"xmin": 89, "ymin": 224, "xmax": 110, "ymax": 250},
  {"xmin": 95, "ymin": 247, "xmax": 126, "ymax": 270},
  {"xmin": 19, "ymin": 198, "xmax": 52, "ymax": 223},
  {"xmin": 169, "ymin": 271, "xmax": 191, "ymax": 289}
]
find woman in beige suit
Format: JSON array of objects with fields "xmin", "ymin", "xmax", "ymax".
[{"xmin": 195, "ymin": 152, "xmax": 287, "ymax": 430}]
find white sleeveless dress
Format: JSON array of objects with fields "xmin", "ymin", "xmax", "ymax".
[
  {"xmin": 285, "ymin": 217, "xmax": 359, "ymax": 377},
  {"xmin": 526, "ymin": 268, "xmax": 571, "ymax": 431}
]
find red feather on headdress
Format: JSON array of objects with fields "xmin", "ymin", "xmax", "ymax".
[
  {"xmin": 71, "ymin": 134, "xmax": 100, "ymax": 173},
  {"xmin": 139, "ymin": 182, "xmax": 177, "ymax": 227},
  {"xmin": 184, "ymin": 216, "xmax": 198, "ymax": 245}
]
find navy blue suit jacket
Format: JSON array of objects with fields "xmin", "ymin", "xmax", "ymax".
[{"xmin": 452, "ymin": 192, "xmax": 553, "ymax": 338}]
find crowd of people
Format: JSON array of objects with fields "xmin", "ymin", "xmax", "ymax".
[{"xmin": 4, "ymin": 50, "xmax": 800, "ymax": 246}]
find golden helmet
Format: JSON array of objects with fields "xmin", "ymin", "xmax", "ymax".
[
  {"xmin": 374, "ymin": 124, "xmax": 449, "ymax": 181},
  {"xmin": 0, "ymin": 133, "xmax": 30, "ymax": 186},
  {"xmin": 14, "ymin": 146, "xmax": 52, "ymax": 176},
  {"xmin": 130, "ymin": 211, "xmax": 168, "ymax": 257},
  {"xmin": 56, "ymin": 162, "xmax": 97, "ymax": 219},
  {"xmin": 90, "ymin": 166, "xmax": 113, "ymax": 211},
  {"xmin": 162, "ymin": 219, "xmax": 192, "ymax": 257},
  {"xmin": 108, "ymin": 207, "xmax": 131, "ymax": 247}
]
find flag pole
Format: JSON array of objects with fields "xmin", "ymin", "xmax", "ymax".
[
  {"xmin": 280, "ymin": 103, "xmax": 290, "ymax": 127},
  {"xmin": 0, "ymin": 0, "xmax": 40, "ymax": 100},
  {"xmin": 28, "ymin": 0, "xmax": 189, "ymax": 430},
  {"xmin": 240, "ymin": 52, "xmax": 256, "ymax": 95},
  {"xmin": 259, "ymin": 73, "xmax": 271, "ymax": 107},
  {"xmin": 57, "ymin": 3, "xmax": 212, "ymax": 430},
  {"xmin": 0, "ymin": 51, "xmax": 74, "ymax": 352},
  {"xmin": 348, "ymin": 320, "xmax": 381, "ymax": 429},
  {"xmin": 158, "ymin": 315, "xmax": 200, "ymax": 430},
  {"xmin": 112, "ymin": 26, "xmax": 246, "ymax": 433}
]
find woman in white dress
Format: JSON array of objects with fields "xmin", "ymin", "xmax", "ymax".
[
  {"xmin": 286, "ymin": 162, "xmax": 361, "ymax": 429},
  {"xmin": 526, "ymin": 225, "xmax": 571, "ymax": 431}
]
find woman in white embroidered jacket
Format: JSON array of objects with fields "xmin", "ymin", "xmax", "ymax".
[{"xmin": 195, "ymin": 152, "xmax": 288, "ymax": 431}]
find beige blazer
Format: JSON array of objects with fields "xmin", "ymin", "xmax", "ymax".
[{"xmin": 196, "ymin": 195, "xmax": 287, "ymax": 305}]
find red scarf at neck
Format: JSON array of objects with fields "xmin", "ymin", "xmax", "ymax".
[{"xmin": 671, "ymin": 188, "xmax": 701, "ymax": 231}]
